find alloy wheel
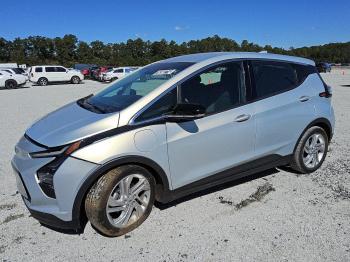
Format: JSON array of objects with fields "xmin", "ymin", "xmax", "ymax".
[
  {"xmin": 302, "ymin": 133, "xmax": 326, "ymax": 169},
  {"xmin": 106, "ymin": 174, "xmax": 151, "ymax": 228}
]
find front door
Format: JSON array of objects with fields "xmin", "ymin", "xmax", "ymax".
[{"xmin": 166, "ymin": 61, "xmax": 256, "ymax": 189}]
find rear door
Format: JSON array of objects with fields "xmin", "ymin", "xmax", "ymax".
[
  {"xmin": 165, "ymin": 61, "xmax": 256, "ymax": 189},
  {"xmin": 44, "ymin": 66, "xmax": 57, "ymax": 81},
  {"xmin": 55, "ymin": 66, "xmax": 70, "ymax": 81},
  {"xmin": 249, "ymin": 60, "xmax": 316, "ymax": 158}
]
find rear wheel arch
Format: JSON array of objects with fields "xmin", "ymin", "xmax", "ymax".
[
  {"xmin": 293, "ymin": 118, "xmax": 332, "ymax": 153},
  {"xmin": 72, "ymin": 156, "xmax": 170, "ymax": 229}
]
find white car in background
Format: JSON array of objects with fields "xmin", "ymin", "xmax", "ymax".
[
  {"xmin": 1, "ymin": 68, "xmax": 29, "ymax": 79},
  {"xmin": 102, "ymin": 67, "xmax": 138, "ymax": 82},
  {"xmin": 29, "ymin": 65, "xmax": 84, "ymax": 86},
  {"xmin": 0, "ymin": 70, "xmax": 27, "ymax": 89}
]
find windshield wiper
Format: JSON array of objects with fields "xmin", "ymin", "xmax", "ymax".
[{"xmin": 77, "ymin": 95, "xmax": 106, "ymax": 114}]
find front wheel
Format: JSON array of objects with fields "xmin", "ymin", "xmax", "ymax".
[
  {"xmin": 71, "ymin": 76, "xmax": 80, "ymax": 84},
  {"xmin": 85, "ymin": 165, "xmax": 155, "ymax": 237},
  {"xmin": 291, "ymin": 126, "xmax": 328, "ymax": 173}
]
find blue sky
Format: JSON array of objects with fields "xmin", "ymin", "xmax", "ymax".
[{"xmin": 1, "ymin": 0, "xmax": 349, "ymax": 48}]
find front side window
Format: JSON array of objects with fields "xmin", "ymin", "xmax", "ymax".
[
  {"xmin": 115, "ymin": 69, "xmax": 124, "ymax": 73},
  {"xmin": 35, "ymin": 67, "xmax": 42, "ymax": 72},
  {"xmin": 179, "ymin": 61, "xmax": 245, "ymax": 114},
  {"xmin": 136, "ymin": 88, "xmax": 177, "ymax": 122},
  {"xmin": 251, "ymin": 61, "xmax": 298, "ymax": 99},
  {"xmin": 80, "ymin": 62, "xmax": 193, "ymax": 113}
]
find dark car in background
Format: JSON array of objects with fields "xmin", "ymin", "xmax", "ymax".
[{"xmin": 316, "ymin": 62, "xmax": 332, "ymax": 73}]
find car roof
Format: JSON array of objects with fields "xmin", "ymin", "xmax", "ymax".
[{"xmin": 161, "ymin": 52, "xmax": 315, "ymax": 66}]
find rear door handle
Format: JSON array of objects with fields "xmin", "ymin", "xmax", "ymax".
[
  {"xmin": 234, "ymin": 114, "xmax": 251, "ymax": 122},
  {"xmin": 299, "ymin": 96, "xmax": 310, "ymax": 102}
]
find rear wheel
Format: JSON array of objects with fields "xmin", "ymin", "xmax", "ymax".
[
  {"xmin": 71, "ymin": 76, "xmax": 80, "ymax": 84},
  {"xmin": 85, "ymin": 165, "xmax": 155, "ymax": 237},
  {"xmin": 38, "ymin": 77, "xmax": 48, "ymax": 86},
  {"xmin": 5, "ymin": 79, "xmax": 17, "ymax": 89},
  {"xmin": 291, "ymin": 126, "xmax": 328, "ymax": 173}
]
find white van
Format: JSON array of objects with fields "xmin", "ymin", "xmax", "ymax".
[{"xmin": 29, "ymin": 65, "xmax": 84, "ymax": 86}]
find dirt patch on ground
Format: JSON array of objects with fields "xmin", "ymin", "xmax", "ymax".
[
  {"xmin": 219, "ymin": 182, "xmax": 275, "ymax": 210},
  {"xmin": 2, "ymin": 214, "xmax": 24, "ymax": 224},
  {"xmin": 0, "ymin": 203, "xmax": 17, "ymax": 211},
  {"xmin": 311, "ymin": 159, "xmax": 350, "ymax": 200}
]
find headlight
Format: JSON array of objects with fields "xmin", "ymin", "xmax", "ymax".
[
  {"xmin": 30, "ymin": 141, "xmax": 82, "ymax": 158},
  {"xmin": 31, "ymin": 141, "xmax": 82, "ymax": 198}
]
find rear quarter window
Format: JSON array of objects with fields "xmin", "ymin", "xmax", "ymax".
[{"xmin": 251, "ymin": 61, "xmax": 298, "ymax": 99}]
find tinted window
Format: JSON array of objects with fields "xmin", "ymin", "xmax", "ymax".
[
  {"xmin": 115, "ymin": 69, "xmax": 124, "ymax": 73},
  {"xmin": 45, "ymin": 67, "xmax": 55, "ymax": 72},
  {"xmin": 251, "ymin": 61, "xmax": 298, "ymax": 99},
  {"xmin": 56, "ymin": 67, "xmax": 66, "ymax": 72},
  {"xmin": 292, "ymin": 64, "xmax": 317, "ymax": 83},
  {"xmin": 35, "ymin": 67, "xmax": 42, "ymax": 72},
  {"xmin": 136, "ymin": 88, "xmax": 177, "ymax": 122},
  {"xmin": 179, "ymin": 62, "xmax": 245, "ymax": 114}
]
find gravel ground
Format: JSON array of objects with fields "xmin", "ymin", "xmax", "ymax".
[{"xmin": 0, "ymin": 71, "xmax": 349, "ymax": 262}]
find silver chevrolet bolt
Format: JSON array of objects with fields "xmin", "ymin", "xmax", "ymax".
[{"xmin": 12, "ymin": 52, "xmax": 335, "ymax": 237}]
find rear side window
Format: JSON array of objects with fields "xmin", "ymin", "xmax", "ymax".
[
  {"xmin": 45, "ymin": 67, "xmax": 55, "ymax": 72},
  {"xmin": 251, "ymin": 61, "xmax": 298, "ymax": 99},
  {"xmin": 56, "ymin": 67, "xmax": 66, "ymax": 72}
]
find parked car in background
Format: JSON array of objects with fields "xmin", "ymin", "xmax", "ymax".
[
  {"xmin": 0, "ymin": 70, "xmax": 27, "ymax": 89},
  {"xmin": 0, "ymin": 68, "xmax": 28, "ymax": 79},
  {"xmin": 102, "ymin": 67, "xmax": 138, "ymax": 82},
  {"xmin": 94, "ymin": 66, "xmax": 114, "ymax": 81},
  {"xmin": 29, "ymin": 65, "xmax": 84, "ymax": 86},
  {"xmin": 74, "ymin": 64, "xmax": 97, "ymax": 79},
  {"xmin": 12, "ymin": 52, "xmax": 334, "ymax": 237},
  {"xmin": 316, "ymin": 62, "xmax": 331, "ymax": 73}
]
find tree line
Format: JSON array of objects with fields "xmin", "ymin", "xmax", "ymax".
[{"xmin": 0, "ymin": 34, "xmax": 349, "ymax": 67}]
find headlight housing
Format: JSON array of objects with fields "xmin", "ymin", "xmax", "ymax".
[{"xmin": 31, "ymin": 141, "xmax": 82, "ymax": 198}]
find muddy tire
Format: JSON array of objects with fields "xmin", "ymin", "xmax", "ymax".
[
  {"xmin": 291, "ymin": 126, "xmax": 328, "ymax": 173},
  {"xmin": 85, "ymin": 165, "xmax": 155, "ymax": 237}
]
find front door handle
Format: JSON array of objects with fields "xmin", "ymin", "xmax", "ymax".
[
  {"xmin": 234, "ymin": 114, "xmax": 251, "ymax": 122},
  {"xmin": 299, "ymin": 96, "xmax": 310, "ymax": 102}
]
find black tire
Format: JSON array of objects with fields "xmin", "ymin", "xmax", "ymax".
[
  {"xmin": 71, "ymin": 76, "xmax": 80, "ymax": 84},
  {"xmin": 291, "ymin": 126, "xmax": 329, "ymax": 173},
  {"xmin": 85, "ymin": 165, "xmax": 155, "ymax": 237},
  {"xmin": 38, "ymin": 77, "xmax": 48, "ymax": 86},
  {"xmin": 5, "ymin": 79, "xmax": 17, "ymax": 89}
]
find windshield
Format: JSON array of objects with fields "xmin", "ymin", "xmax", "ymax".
[{"xmin": 80, "ymin": 62, "xmax": 194, "ymax": 113}]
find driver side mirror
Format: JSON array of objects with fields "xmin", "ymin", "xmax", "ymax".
[{"xmin": 163, "ymin": 103, "xmax": 206, "ymax": 122}]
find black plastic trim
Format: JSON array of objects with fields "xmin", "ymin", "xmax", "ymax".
[
  {"xmin": 71, "ymin": 155, "xmax": 171, "ymax": 224},
  {"xmin": 293, "ymin": 118, "xmax": 333, "ymax": 152},
  {"xmin": 158, "ymin": 154, "xmax": 292, "ymax": 203},
  {"xmin": 27, "ymin": 204, "xmax": 81, "ymax": 232}
]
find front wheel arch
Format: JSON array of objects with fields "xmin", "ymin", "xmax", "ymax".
[{"xmin": 72, "ymin": 156, "xmax": 170, "ymax": 229}]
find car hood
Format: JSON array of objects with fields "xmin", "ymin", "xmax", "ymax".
[{"xmin": 26, "ymin": 102, "xmax": 119, "ymax": 147}]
